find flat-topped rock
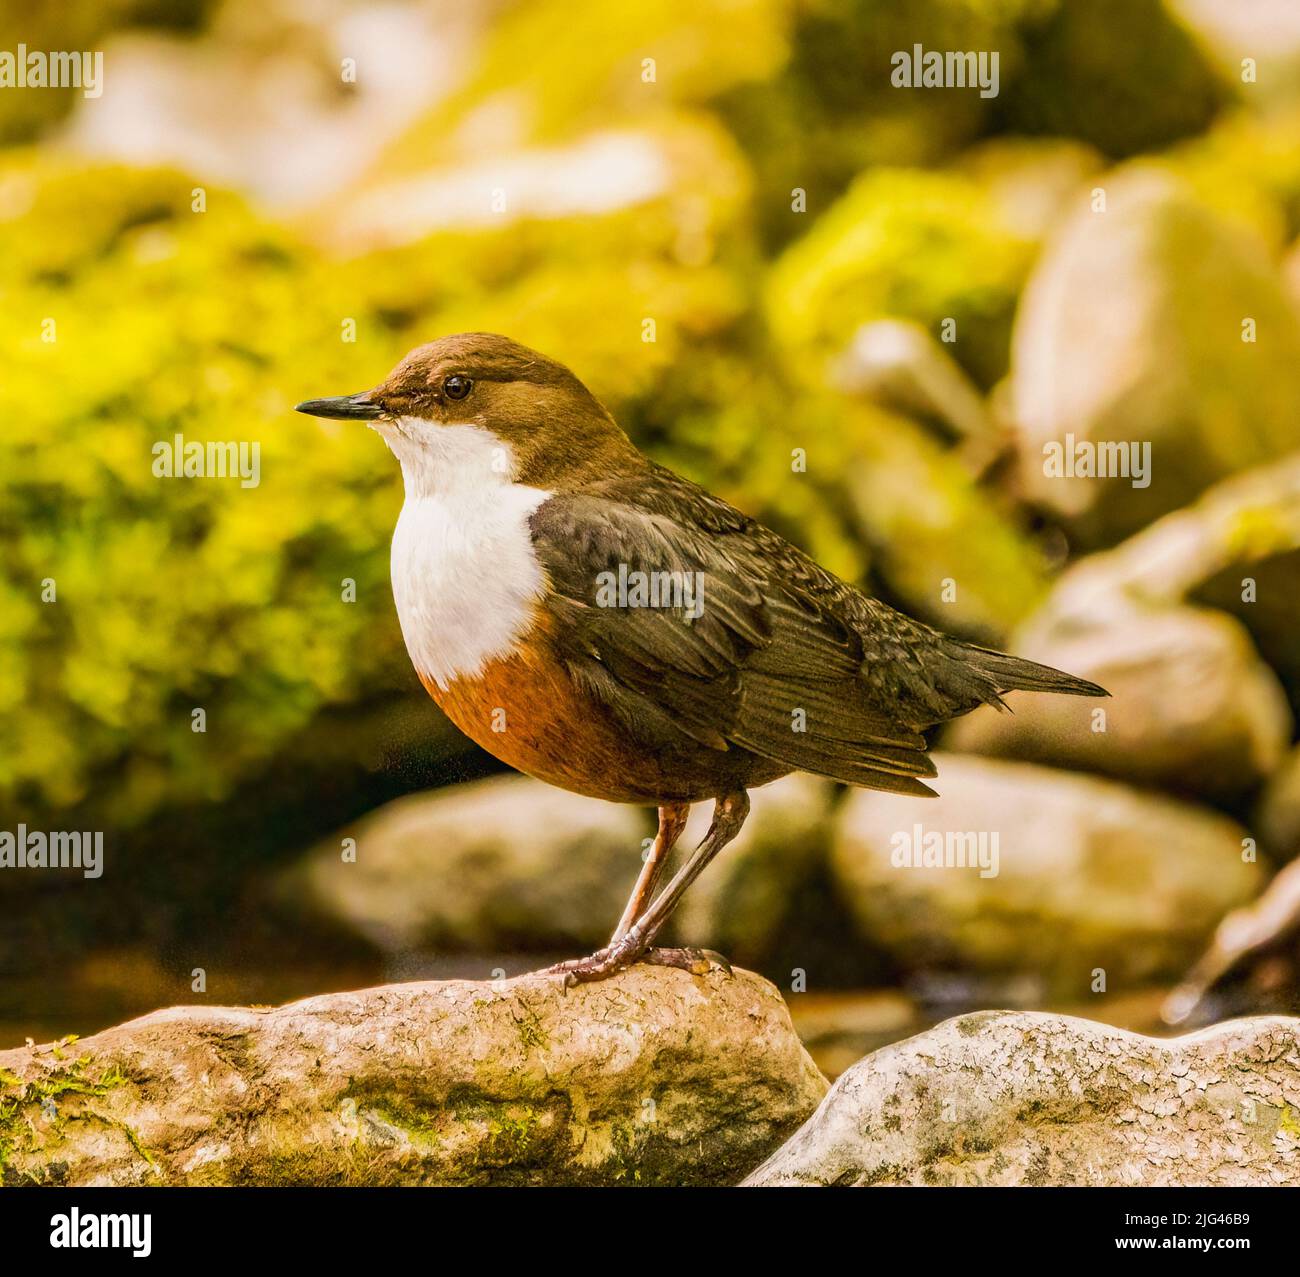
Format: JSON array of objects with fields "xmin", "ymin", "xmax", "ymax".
[{"xmin": 0, "ymin": 967, "xmax": 827, "ymax": 1187}]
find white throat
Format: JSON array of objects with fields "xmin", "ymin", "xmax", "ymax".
[{"xmin": 382, "ymin": 419, "xmax": 551, "ymax": 690}]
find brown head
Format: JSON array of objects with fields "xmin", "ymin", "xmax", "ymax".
[{"xmin": 295, "ymin": 333, "xmax": 642, "ymax": 493}]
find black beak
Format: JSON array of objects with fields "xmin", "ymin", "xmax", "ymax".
[{"xmin": 294, "ymin": 392, "xmax": 383, "ymax": 421}]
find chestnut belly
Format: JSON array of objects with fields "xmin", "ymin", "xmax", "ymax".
[{"xmin": 420, "ymin": 639, "xmax": 787, "ymax": 805}]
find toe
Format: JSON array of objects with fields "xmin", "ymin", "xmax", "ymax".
[{"xmin": 640, "ymin": 946, "xmax": 732, "ymax": 976}]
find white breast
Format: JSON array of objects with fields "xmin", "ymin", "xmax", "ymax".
[{"xmin": 383, "ymin": 420, "xmax": 551, "ymax": 691}]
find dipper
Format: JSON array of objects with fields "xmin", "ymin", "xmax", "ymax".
[{"xmin": 297, "ymin": 334, "xmax": 1106, "ymax": 983}]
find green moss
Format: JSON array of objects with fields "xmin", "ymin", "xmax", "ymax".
[
  {"xmin": 1278, "ymin": 1105, "xmax": 1300, "ymax": 1142},
  {"xmin": 766, "ymin": 167, "xmax": 1035, "ymax": 389},
  {"xmin": 1164, "ymin": 109, "xmax": 1300, "ymax": 250},
  {"xmin": 379, "ymin": 0, "xmax": 786, "ymax": 157},
  {"xmin": 0, "ymin": 1047, "xmax": 151, "ymax": 1184},
  {"xmin": 512, "ymin": 1006, "xmax": 550, "ymax": 1054},
  {"xmin": 0, "ymin": 146, "xmax": 761, "ymax": 842}
]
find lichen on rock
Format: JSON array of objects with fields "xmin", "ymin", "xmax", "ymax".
[{"xmin": 745, "ymin": 1011, "xmax": 1300, "ymax": 1186}]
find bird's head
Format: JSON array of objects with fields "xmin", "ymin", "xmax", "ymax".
[{"xmin": 295, "ymin": 333, "xmax": 639, "ymax": 494}]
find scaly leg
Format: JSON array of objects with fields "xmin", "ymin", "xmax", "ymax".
[
  {"xmin": 610, "ymin": 801, "xmax": 691, "ymax": 945},
  {"xmin": 546, "ymin": 791, "xmax": 749, "ymax": 985}
]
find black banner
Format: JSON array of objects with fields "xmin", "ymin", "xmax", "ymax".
[{"xmin": 0, "ymin": 1186, "xmax": 1289, "ymax": 1263}]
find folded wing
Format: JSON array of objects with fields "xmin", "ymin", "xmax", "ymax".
[{"xmin": 530, "ymin": 467, "xmax": 1006, "ymax": 795}]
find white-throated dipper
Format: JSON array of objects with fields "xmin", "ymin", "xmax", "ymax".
[{"xmin": 297, "ymin": 333, "xmax": 1106, "ymax": 983}]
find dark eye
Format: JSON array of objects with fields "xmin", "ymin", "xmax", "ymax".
[{"xmin": 443, "ymin": 375, "xmax": 472, "ymax": 401}]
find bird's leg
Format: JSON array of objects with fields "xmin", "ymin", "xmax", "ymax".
[
  {"xmin": 545, "ymin": 790, "xmax": 749, "ymax": 985},
  {"xmin": 610, "ymin": 801, "xmax": 691, "ymax": 945}
]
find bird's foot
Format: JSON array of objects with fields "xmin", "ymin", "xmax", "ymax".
[
  {"xmin": 640, "ymin": 946, "xmax": 732, "ymax": 976},
  {"xmin": 541, "ymin": 940, "xmax": 731, "ymax": 987},
  {"xmin": 543, "ymin": 935, "xmax": 642, "ymax": 986}
]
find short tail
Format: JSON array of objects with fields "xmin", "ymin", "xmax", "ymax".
[{"xmin": 954, "ymin": 641, "xmax": 1109, "ymax": 699}]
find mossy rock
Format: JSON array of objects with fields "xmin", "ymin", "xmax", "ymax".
[{"xmin": 0, "ymin": 969, "xmax": 828, "ymax": 1186}]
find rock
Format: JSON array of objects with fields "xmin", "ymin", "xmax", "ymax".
[
  {"xmin": 280, "ymin": 773, "xmax": 841, "ymax": 963},
  {"xmin": 674, "ymin": 774, "xmax": 833, "ymax": 968},
  {"xmin": 958, "ymin": 137, "xmax": 1103, "ymax": 242},
  {"xmin": 744, "ymin": 1011, "xmax": 1300, "ymax": 1186},
  {"xmin": 1162, "ymin": 108, "xmax": 1300, "ymax": 254},
  {"xmin": 947, "ymin": 604, "xmax": 1292, "ymax": 805},
  {"xmin": 1172, "ymin": 0, "xmax": 1300, "ymax": 97},
  {"xmin": 1022, "ymin": 438, "xmax": 1300, "ymax": 624},
  {"xmin": 951, "ymin": 456, "xmax": 1300, "ymax": 790},
  {"xmin": 1287, "ymin": 237, "xmax": 1300, "ymax": 306},
  {"xmin": 997, "ymin": 0, "xmax": 1225, "ymax": 158},
  {"xmin": 830, "ymin": 754, "xmax": 1261, "ymax": 996},
  {"xmin": 729, "ymin": 0, "xmax": 1219, "ymax": 250},
  {"xmin": 60, "ymin": 9, "xmax": 477, "ymax": 210},
  {"xmin": 1144, "ymin": 458, "xmax": 1300, "ymax": 712},
  {"xmin": 721, "ymin": 0, "xmax": 1011, "ymax": 247},
  {"xmin": 837, "ymin": 400, "xmax": 1052, "ymax": 642},
  {"xmin": 1010, "ymin": 168, "xmax": 1300, "ymax": 545},
  {"xmin": 278, "ymin": 775, "xmax": 650, "ymax": 954},
  {"xmin": 0, "ymin": 967, "xmax": 828, "ymax": 1187},
  {"xmin": 1163, "ymin": 857, "xmax": 1300, "ymax": 1027},
  {"xmin": 324, "ymin": 117, "xmax": 749, "ymax": 252}
]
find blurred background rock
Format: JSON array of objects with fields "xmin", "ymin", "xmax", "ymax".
[{"xmin": 3, "ymin": 0, "xmax": 1300, "ymax": 1076}]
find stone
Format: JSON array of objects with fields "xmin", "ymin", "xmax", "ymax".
[
  {"xmin": 958, "ymin": 137, "xmax": 1102, "ymax": 242},
  {"xmin": 947, "ymin": 604, "xmax": 1291, "ymax": 805},
  {"xmin": 277, "ymin": 774, "xmax": 650, "ymax": 954},
  {"xmin": 0, "ymin": 967, "xmax": 828, "ymax": 1187},
  {"xmin": 745, "ymin": 1011, "xmax": 1300, "ymax": 1186},
  {"xmin": 1010, "ymin": 168, "xmax": 1300, "ymax": 545},
  {"xmin": 838, "ymin": 401, "xmax": 1052, "ymax": 641},
  {"xmin": 1164, "ymin": 855, "xmax": 1300, "ymax": 1027},
  {"xmin": 1257, "ymin": 747, "xmax": 1300, "ymax": 862},
  {"xmin": 829, "ymin": 754, "xmax": 1261, "ymax": 996},
  {"xmin": 835, "ymin": 319, "xmax": 997, "ymax": 457},
  {"xmin": 951, "ymin": 455, "xmax": 1300, "ymax": 793},
  {"xmin": 767, "ymin": 166, "xmax": 1033, "ymax": 389},
  {"xmin": 996, "ymin": 0, "xmax": 1225, "ymax": 158}
]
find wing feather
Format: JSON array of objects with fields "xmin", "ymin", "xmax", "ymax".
[{"xmin": 529, "ymin": 469, "xmax": 948, "ymax": 790}]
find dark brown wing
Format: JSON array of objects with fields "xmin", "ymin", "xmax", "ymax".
[
  {"xmin": 529, "ymin": 469, "xmax": 917, "ymax": 792},
  {"xmin": 529, "ymin": 465, "xmax": 1104, "ymax": 795}
]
